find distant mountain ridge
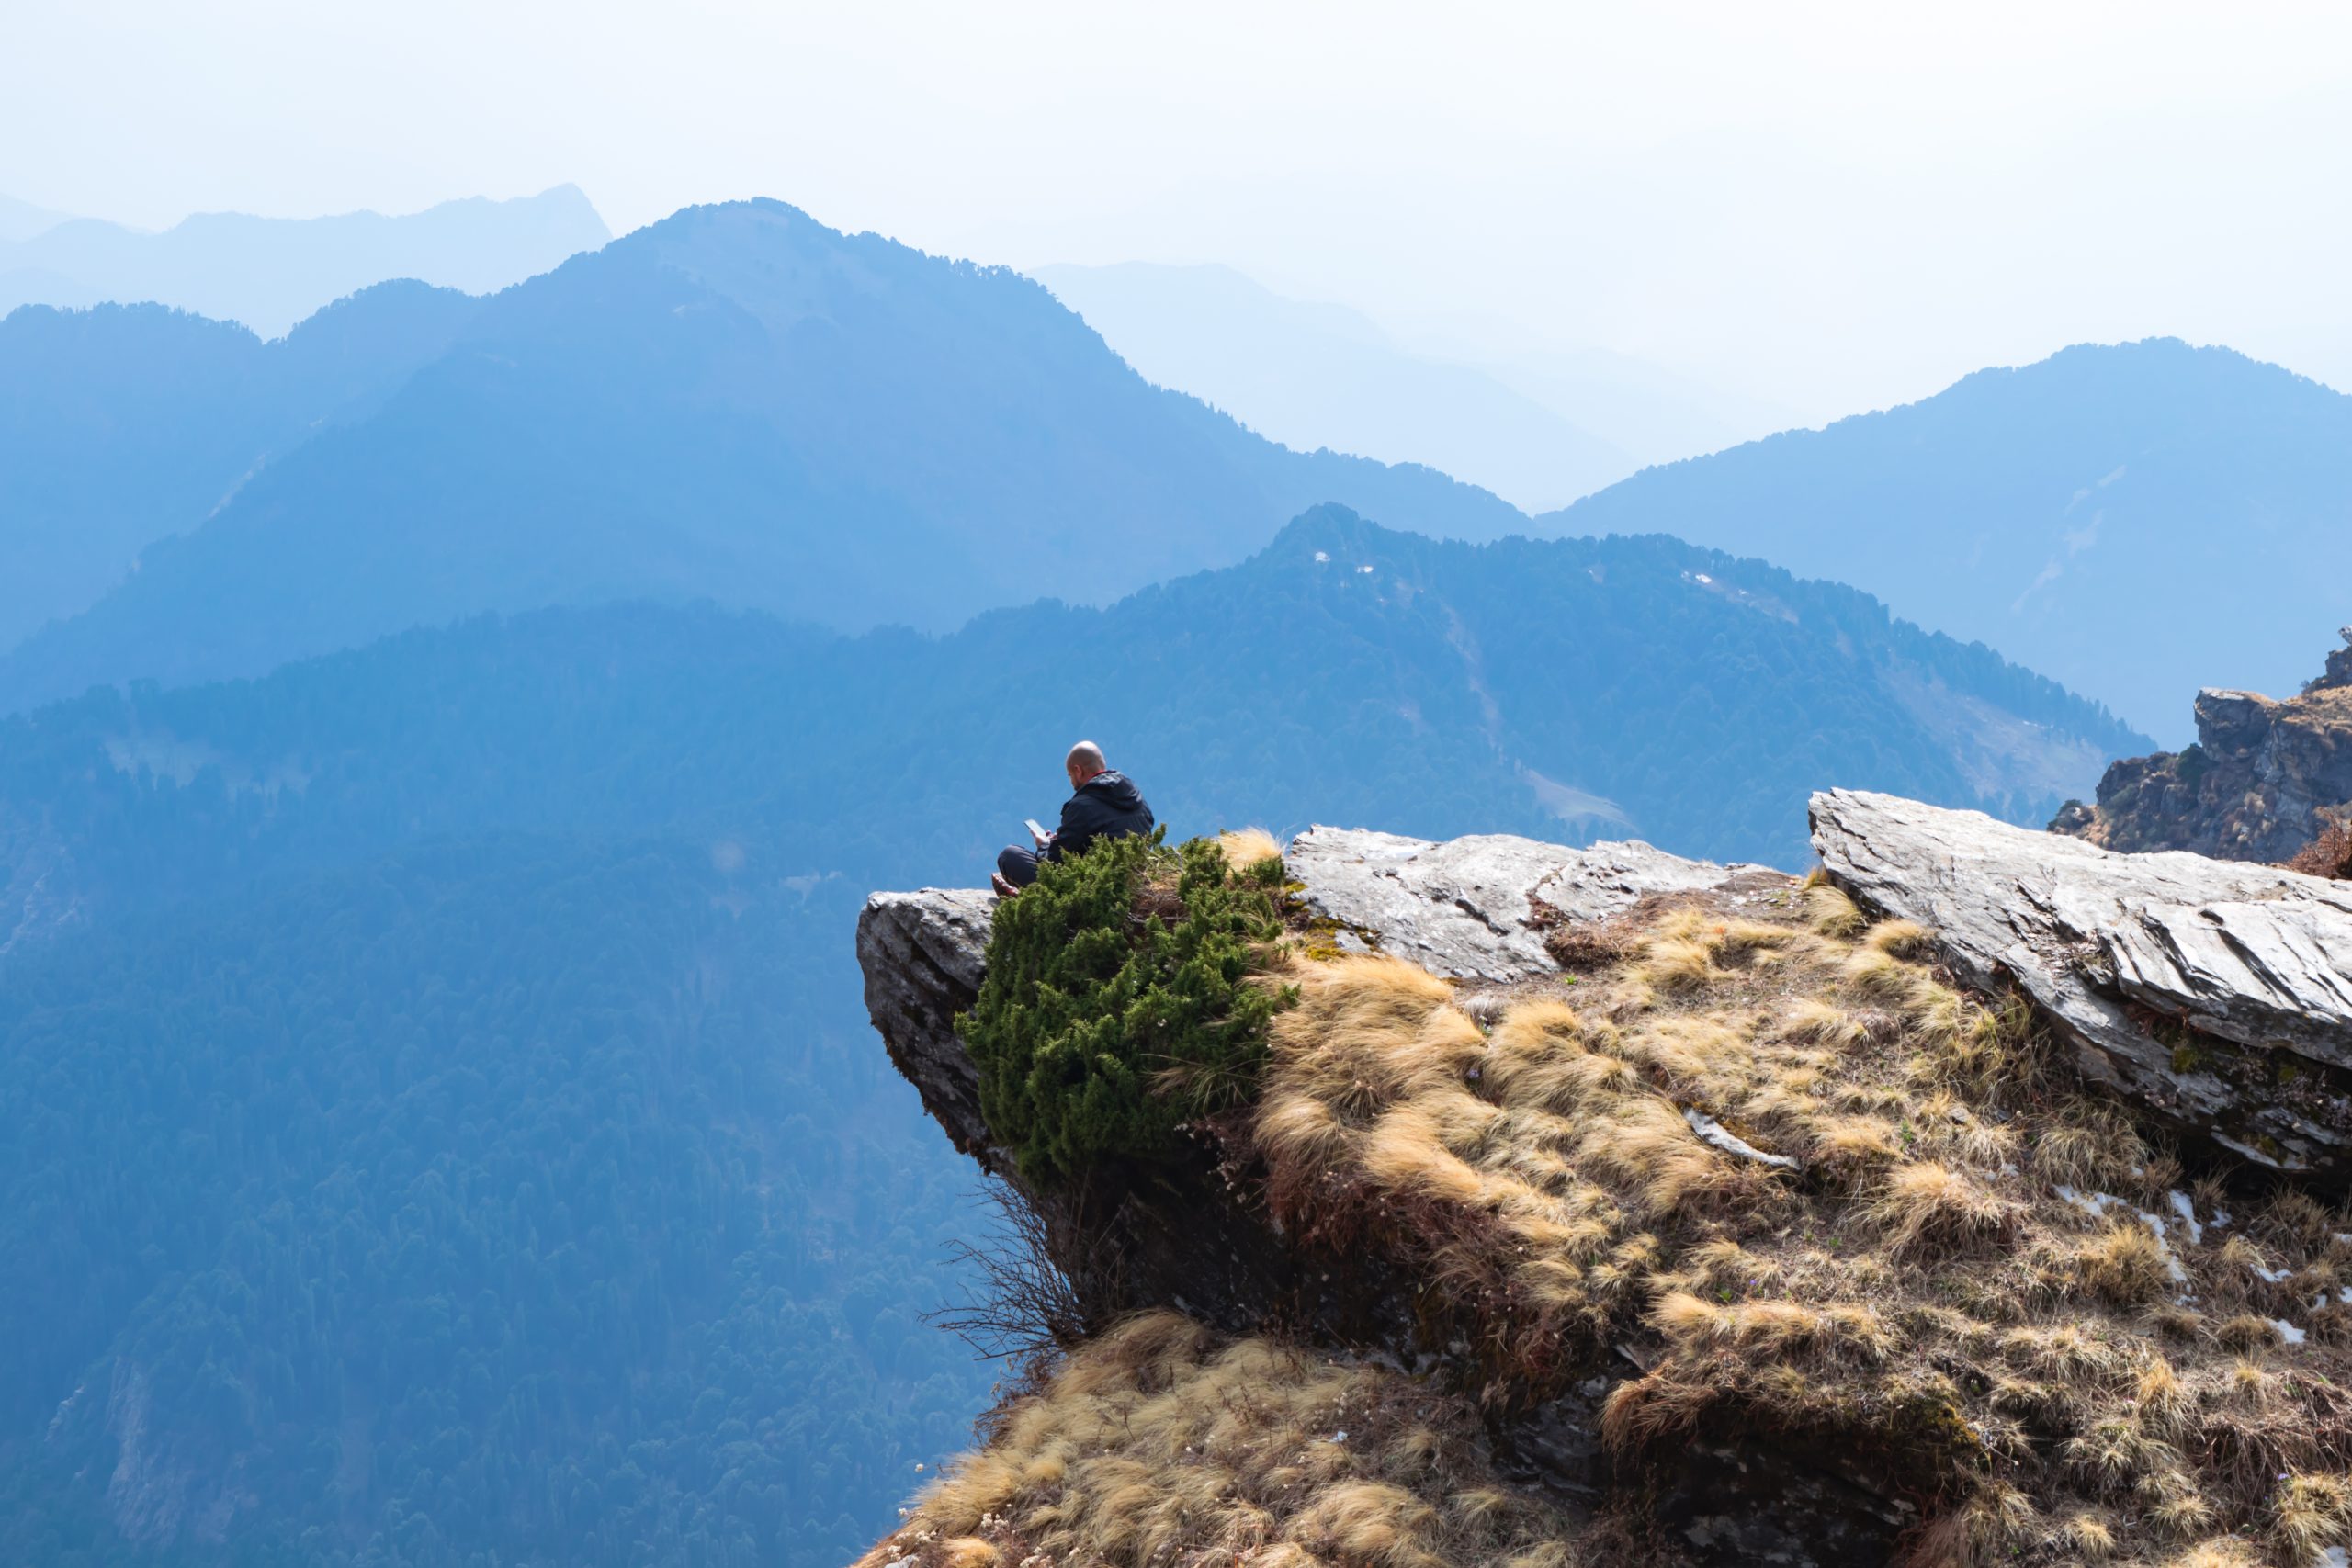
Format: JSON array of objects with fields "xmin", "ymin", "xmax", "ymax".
[
  {"xmin": 1031, "ymin": 261, "xmax": 1634, "ymax": 510},
  {"xmin": 0, "ymin": 200, "xmax": 1524, "ymax": 714},
  {"xmin": 1545, "ymin": 338, "xmax": 2352, "ymax": 741},
  {"xmin": 1029, "ymin": 263, "xmax": 1794, "ymax": 493},
  {"xmin": 0, "ymin": 185, "xmax": 608, "ymax": 335},
  {"xmin": 0, "ymin": 505, "xmax": 2143, "ymax": 943},
  {"xmin": 0, "ymin": 193, "xmax": 68, "ymax": 243},
  {"xmin": 0, "ymin": 284, "xmax": 482, "ymax": 649}
]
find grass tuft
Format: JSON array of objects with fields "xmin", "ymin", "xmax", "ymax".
[
  {"xmin": 1804, "ymin": 883, "xmax": 1869, "ymax": 938},
  {"xmin": 1216, "ymin": 826, "xmax": 1285, "ymax": 870},
  {"xmin": 1867, "ymin": 1162, "xmax": 2015, "ymax": 1255},
  {"xmin": 860, "ymin": 1312, "xmax": 1577, "ymax": 1568}
]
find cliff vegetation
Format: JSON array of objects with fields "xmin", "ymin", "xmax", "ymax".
[{"xmin": 959, "ymin": 831, "xmax": 1292, "ymax": 1185}]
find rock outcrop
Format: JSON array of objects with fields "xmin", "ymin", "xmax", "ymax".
[
  {"xmin": 861, "ymin": 829, "xmax": 1776, "ymax": 1152},
  {"xmin": 860, "ymin": 810, "xmax": 2352, "ymax": 1567},
  {"xmin": 857, "ymin": 831, "xmax": 1929, "ymax": 1565},
  {"xmin": 858, "ymin": 888, "xmax": 999, "ymax": 1164},
  {"xmin": 1815, "ymin": 787, "xmax": 2352, "ymax": 1179},
  {"xmin": 2053, "ymin": 630, "xmax": 2352, "ymax": 863},
  {"xmin": 854, "ymin": 829, "xmax": 1775, "ymax": 1330},
  {"xmin": 1285, "ymin": 825, "xmax": 1775, "ymax": 983},
  {"xmin": 2321, "ymin": 626, "xmax": 2352, "ymax": 694}
]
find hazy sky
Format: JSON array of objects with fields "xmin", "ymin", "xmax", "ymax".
[{"xmin": 11, "ymin": 2, "xmax": 2352, "ymax": 421}]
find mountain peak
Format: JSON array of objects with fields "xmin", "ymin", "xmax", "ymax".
[
  {"xmin": 0, "ymin": 202, "xmax": 1523, "ymax": 711},
  {"xmin": 1552, "ymin": 337, "xmax": 2352, "ymax": 739}
]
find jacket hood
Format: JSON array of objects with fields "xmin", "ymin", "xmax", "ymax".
[{"xmin": 1079, "ymin": 770, "xmax": 1144, "ymax": 809}]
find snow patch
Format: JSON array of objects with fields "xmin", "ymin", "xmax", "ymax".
[{"xmin": 2055, "ymin": 1186, "xmax": 2187, "ymax": 1284}]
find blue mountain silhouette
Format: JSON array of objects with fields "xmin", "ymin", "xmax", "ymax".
[
  {"xmin": 1546, "ymin": 339, "xmax": 2352, "ymax": 740},
  {"xmin": 0, "ymin": 200, "xmax": 1522, "ymax": 712}
]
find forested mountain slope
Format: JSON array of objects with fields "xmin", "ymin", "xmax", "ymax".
[
  {"xmin": 0, "ymin": 284, "xmax": 481, "ymax": 649},
  {"xmin": 1, "ymin": 838, "xmax": 987, "ymax": 1568},
  {"xmin": 0, "ymin": 201, "xmax": 1521, "ymax": 714},
  {"xmin": 0, "ymin": 507, "xmax": 2141, "ymax": 942},
  {"xmin": 0, "ymin": 508, "xmax": 2140, "ymax": 1566},
  {"xmin": 1545, "ymin": 338, "xmax": 2352, "ymax": 742}
]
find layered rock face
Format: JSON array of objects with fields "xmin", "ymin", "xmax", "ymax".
[
  {"xmin": 2054, "ymin": 630, "xmax": 2352, "ymax": 863},
  {"xmin": 1815, "ymin": 789, "xmax": 2352, "ymax": 1179}
]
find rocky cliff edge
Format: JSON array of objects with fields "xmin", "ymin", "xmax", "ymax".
[
  {"xmin": 2055, "ymin": 630, "xmax": 2352, "ymax": 865},
  {"xmin": 854, "ymin": 803, "xmax": 2352, "ymax": 1568}
]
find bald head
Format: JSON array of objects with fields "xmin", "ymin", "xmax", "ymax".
[{"xmin": 1065, "ymin": 740, "xmax": 1107, "ymax": 789}]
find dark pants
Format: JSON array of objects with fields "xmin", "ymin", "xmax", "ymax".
[{"xmin": 997, "ymin": 845, "xmax": 1042, "ymax": 888}]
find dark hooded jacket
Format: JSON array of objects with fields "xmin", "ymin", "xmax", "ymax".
[{"xmin": 1050, "ymin": 770, "xmax": 1155, "ymax": 862}]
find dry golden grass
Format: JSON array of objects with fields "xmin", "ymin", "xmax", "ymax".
[
  {"xmin": 1635, "ymin": 936, "xmax": 1717, "ymax": 994},
  {"xmin": 895, "ymin": 872, "xmax": 2352, "ymax": 1568},
  {"xmin": 1867, "ymin": 1160, "xmax": 2018, "ymax": 1254},
  {"xmin": 1804, "ymin": 882, "xmax": 1870, "ymax": 938},
  {"xmin": 1216, "ymin": 826, "xmax": 1284, "ymax": 869},
  {"xmin": 2169, "ymin": 1543, "xmax": 2265, "ymax": 1568},
  {"xmin": 1241, "ymin": 875, "xmax": 2352, "ymax": 1563},
  {"xmin": 1865, "ymin": 918, "xmax": 1937, "ymax": 959},
  {"xmin": 1781, "ymin": 995, "xmax": 1871, "ymax": 1048},
  {"xmin": 857, "ymin": 1312, "xmax": 1580, "ymax": 1568},
  {"xmin": 2071, "ymin": 1217, "xmax": 2174, "ymax": 1303},
  {"xmin": 2272, "ymin": 1472, "xmax": 2352, "ymax": 1566},
  {"xmin": 2060, "ymin": 1509, "xmax": 2118, "ymax": 1562}
]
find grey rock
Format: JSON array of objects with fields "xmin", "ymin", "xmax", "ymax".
[
  {"xmin": 1684, "ymin": 1108, "xmax": 1801, "ymax": 1171},
  {"xmin": 856, "ymin": 887, "xmax": 1001, "ymax": 1166},
  {"xmin": 2321, "ymin": 626, "xmax": 2352, "ymax": 691},
  {"xmin": 1286, "ymin": 825, "xmax": 1768, "ymax": 983},
  {"xmin": 1812, "ymin": 788, "xmax": 2352, "ymax": 1179},
  {"xmin": 2054, "ymin": 645, "xmax": 2352, "ymax": 863}
]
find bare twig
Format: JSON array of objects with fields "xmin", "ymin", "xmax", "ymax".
[{"xmin": 926, "ymin": 1179, "xmax": 1085, "ymax": 1365}]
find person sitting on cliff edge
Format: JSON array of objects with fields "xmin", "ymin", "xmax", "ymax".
[{"xmin": 992, "ymin": 741, "xmax": 1156, "ymax": 898}]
